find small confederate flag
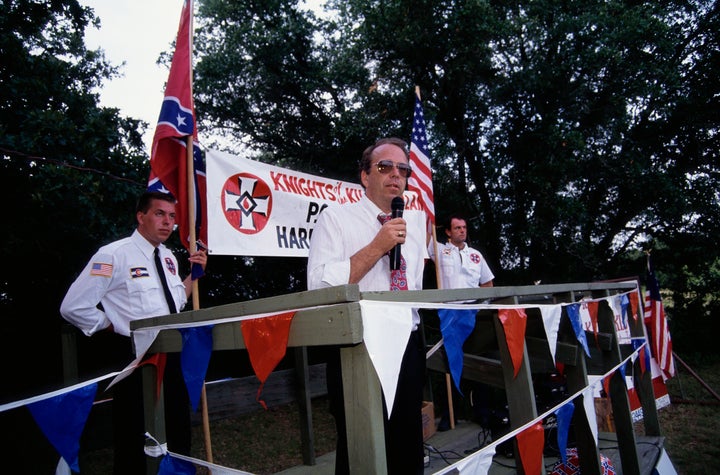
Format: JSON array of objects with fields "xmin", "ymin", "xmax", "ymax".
[
  {"xmin": 408, "ymin": 88, "xmax": 435, "ymax": 224},
  {"xmin": 643, "ymin": 254, "xmax": 675, "ymax": 380}
]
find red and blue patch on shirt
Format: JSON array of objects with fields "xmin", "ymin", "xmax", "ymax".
[{"xmin": 130, "ymin": 267, "xmax": 150, "ymax": 278}]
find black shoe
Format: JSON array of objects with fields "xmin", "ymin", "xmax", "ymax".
[{"xmin": 437, "ymin": 415, "xmax": 450, "ymax": 432}]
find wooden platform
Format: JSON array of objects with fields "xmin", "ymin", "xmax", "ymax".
[
  {"xmin": 185, "ymin": 371, "xmax": 669, "ymax": 474},
  {"xmin": 279, "ymin": 419, "xmax": 669, "ymax": 475},
  {"xmin": 424, "ymin": 421, "xmax": 668, "ymax": 474},
  {"xmin": 115, "ymin": 283, "xmax": 671, "ymax": 474}
]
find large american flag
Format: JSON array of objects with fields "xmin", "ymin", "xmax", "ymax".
[
  {"xmin": 643, "ymin": 255, "xmax": 675, "ymax": 379},
  {"xmin": 148, "ymin": 0, "xmax": 207, "ymax": 266},
  {"xmin": 408, "ymin": 90, "xmax": 435, "ymax": 224}
]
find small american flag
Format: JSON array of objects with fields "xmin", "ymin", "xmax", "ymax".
[
  {"xmin": 643, "ymin": 255, "xmax": 675, "ymax": 379},
  {"xmin": 408, "ymin": 89, "xmax": 435, "ymax": 224},
  {"xmin": 90, "ymin": 262, "xmax": 112, "ymax": 277}
]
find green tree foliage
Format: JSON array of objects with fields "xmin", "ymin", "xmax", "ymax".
[
  {"xmin": 196, "ymin": 0, "xmax": 720, "ymax": 352},
  {"xmin": 0, "ymin": 0, "xmax": 149, "ymax": 396},
  {"xmin": 194, "ymin": 0, "xmax": 395, "ymax": 180},
  {"xmin": 193, "ymin": 0, "xmax": 719, "ymax": 351},
  {"xmin": 3, "ymin": 0, "xmax": 719, "ymax": 405}
]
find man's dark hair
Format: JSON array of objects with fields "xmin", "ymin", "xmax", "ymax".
[
  {"xmin": 136, "ymin": 191, "xmax": 176, "ymax": 214},
  {"xmin": 444, "ymin": 213, "xmax": 467, "ymax": 230},
  {"xmin": 358, "ymin": 137, "xmax": 410, "ymax": 178}
]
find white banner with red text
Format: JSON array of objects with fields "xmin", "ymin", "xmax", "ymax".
[{"xmin": 205, "ymin": 148, "xmax": 423, "ymax": 256}]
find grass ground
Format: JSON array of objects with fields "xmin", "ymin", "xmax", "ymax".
[
  {"xmin": 653, "ymin": 357, "xmax": 720, "ymax": 474},
  {"xmin": 81, "ymin": 357, "xmax": 720, "ymax": 474},
  {"xmin": 79, "ymin": 397, "xmax": 337, "ymax": 475},
  {"xmin": 189, "ymin": 399, "xmax": 336, "ymax": 474}
]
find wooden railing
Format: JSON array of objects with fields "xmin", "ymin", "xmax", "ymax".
[{"xmin": 125, "ymin": 281, "xmax": 659, "ymax": 474}]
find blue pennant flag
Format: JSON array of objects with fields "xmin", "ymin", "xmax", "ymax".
[
  {"xmin": 555, "ymin": 401, "xmax": 575, "ymax": 464},
  {"xmin": 438, "ymin": 309, "xmax": 477, "ymax": 393},
  {"xmin": 632, "ymin": 337, "xmax": 651, "ymax": 372},
  {"xmin": 566, "ymin": 304, "xmax": 591, "ymax": 357},
  {"xmin": 158, "ymin": 453, "xmax": 197, "ymax": 475},
  {"xmin": 180, "ymin": 325, "xmax": 214, "ymax": 411},
  {"xmin": 28, "ymin": 383, "xmax": 97, "ymax": 472},
  {"xmin": 620, "ymin": 294, "xmax": 630, "ymax": 327}
]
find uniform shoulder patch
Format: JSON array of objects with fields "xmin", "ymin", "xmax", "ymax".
[{"xmin": 90, "ymin": 262, "xmax": 113, "ymax": 277}]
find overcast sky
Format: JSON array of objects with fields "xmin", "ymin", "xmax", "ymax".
[
  {"xmin": 81, "ymin": 0, "xmax": 327, "ymax": 154},
  {"xmin": 82, "ymin": 0, "xmax": 183, "ymax": 153}
]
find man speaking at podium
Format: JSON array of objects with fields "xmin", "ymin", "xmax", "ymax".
[{"xmin": 308, "ymin": 137, "xmax": 429, "ymax": 475}]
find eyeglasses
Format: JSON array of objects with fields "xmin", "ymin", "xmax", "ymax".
[{"xmin": 374, "ymin": 160, "xmax": 412, "ymax": 178}]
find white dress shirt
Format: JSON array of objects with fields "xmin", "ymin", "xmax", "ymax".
[
  {"xmin": 429, "ymin": 241, "xmax": 494, "ymax": 290},
  {"xmin": 307, "ymin": 194, "xmax": 428, "ymax": 325},
  {"xmin": 60, "ymin": 230, "xmax": 187, "ymax": 337}
]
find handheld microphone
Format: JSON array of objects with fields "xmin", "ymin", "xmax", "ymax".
[{"xmin": 390, "ymin": 196, "xmax": 404, "ymax": 270}]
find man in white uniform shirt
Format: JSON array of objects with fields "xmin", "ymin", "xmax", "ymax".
[
  {"xmin": 308, "ymin": 137, "xmax": 428, "ymax": 475},
  {"xmin": 61, "ymin": 191, "xmax": 207, "ymax": 474},
  {"xmin": 430, "ymin": 213, "xmax": 494, "ymax": 289},
  {"xmin": 428, "ymin": 213, "xmax": 494, "ymax": 431}
]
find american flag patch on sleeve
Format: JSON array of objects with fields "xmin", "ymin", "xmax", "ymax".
[{"xmin": 90, "ymin": 262, "xmax": 113, "ymax": 277}]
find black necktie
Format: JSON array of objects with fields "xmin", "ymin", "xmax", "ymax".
[{"xmin": 154, "ymin": 247, "xmax": 177, "ymax": 314}]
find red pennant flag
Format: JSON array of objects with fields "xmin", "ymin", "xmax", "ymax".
[
  {"xmin": 517, "ymin": 421, "xmax": 544, "ymax": 475},
  {"xmin": 498, "ymin": 308, "xmax": 527, "ymax": 377},
  {"xmin": 602, "ymin": 373, "xmax": 612, "ymax": 397},
  {"xmin": 628, "ymin": 289, "xmax": 640, "ymax": 322},
  {"xmin": 241, "ymin": 312, "xmax": 296, "ymax": 409},
  {"xmin": 139, "ymin": 353, "xmax": 167, "ymax": 399},
  {"xmin": 587, "ymin": 300, "xmax": 599, "ymax": 346},
  {"xmin": 639, "ymin": 346, "xmax": 647, "ymax": 374}
]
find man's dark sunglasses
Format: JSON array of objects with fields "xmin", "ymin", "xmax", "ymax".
[{"xmin": 375, "ymin": 160, "xmax": 412, "ymax": 178}]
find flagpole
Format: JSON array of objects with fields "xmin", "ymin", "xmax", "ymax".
[
  {"xmin": 415, "ymin": 85, "xmax": 455, "ymax": 429},
  {"xmin": 415, "ymin": 86, "xmax": 444, "ymax": 293},
  {"xmin": 185, "ymin": 0, "xmax": 213, "ymax": 464},
  {"xmin": 429, "ymin": 223, "xmax": 454, "ymax": 428}
]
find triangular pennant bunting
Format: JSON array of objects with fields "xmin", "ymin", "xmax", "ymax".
[
  {"xmin": 555, "ymin": 401, "xmax": 575, "ymax": 464},
  {"xmin": 629, "ymin": 290, "xmax": 640, "ymax": 322},
  {"xmin": 585, "ymin": 300, "xmax": 600, "ymax": 346},
  {"xmin": 517, "ymin": 421, "xmax": 544, "ymax": 475},
  {"xmin": 28, "ymin": 383, "xmax": 97, "ymax": 472},
  {"xmin": 359, "ymin": 301, "xmax": 414, "ymax": 416},
  {"xmin": 620, "ymin": 294, "xmax": 630, "ymax": 327},
  {"xmin": 539, "ymin": 305, "xmax": 562, "ymax": 364},
  {"xmin": 582, "ymin": 385, "xmax": 599, "ymax": 443},
  {"xmin": 455, "ymin": 446, "xmax": 495, "ymax": 474},
  {"xmin": 139, "ymin": 352, "xmax": 167, "ymax": 399},
  {"xmin": 158, "ymin": 452, "xmax": 197, "ymax": 475},
  {"xmin": 180, "ymin": 325, "xmax": 214, "ymax": 411},
  {"xmin": 566, "ymin": 304, "xmax": 591, "ymax": 357},
  {"xmin": 498, "ymin": 308, "xmax": 527, "ymax": 377},
  {"xmin": 241, "ymin": 311, "xmax": 296, "ymax": 409},
  {"xmin": 438, "ymin": 309, "xmax": 477, "ymax": 393}
]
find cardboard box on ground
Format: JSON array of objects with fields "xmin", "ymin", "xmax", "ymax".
[{"xmin": 422, "ymin": 401, "xmax": 436, "ymax": 441}]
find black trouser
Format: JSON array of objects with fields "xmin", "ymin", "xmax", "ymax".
[
  {"xmin": 111, "ymin": 337, "xmax": 191, "ymax": 474},
  {"xmin": 327, "ymin": 330, "xmax": 425, "ymax": 475}
]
